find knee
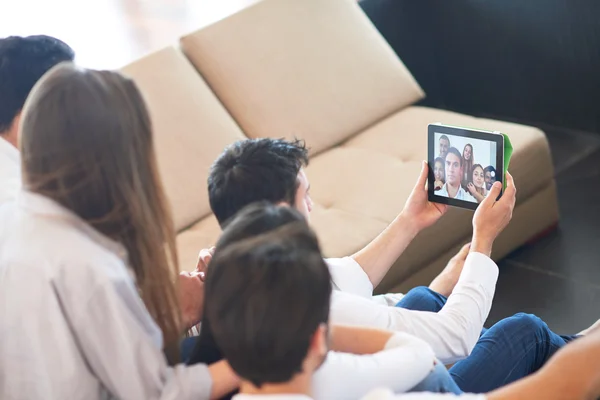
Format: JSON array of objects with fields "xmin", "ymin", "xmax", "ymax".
[{"xmin": 506, "ymin": 313, "xmax": 548, "ymax": 337}]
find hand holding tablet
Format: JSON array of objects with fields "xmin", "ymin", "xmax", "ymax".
[{"xmin": 428, "ymin": 123, "xmax": 513, "ymax": 211}]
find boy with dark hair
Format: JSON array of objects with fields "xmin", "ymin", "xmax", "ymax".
[
  {"xmin": 204, "ymin": 208, "xmax": 600, "ymax": 400},
  {"xmin": 191, "ymin": 203, "xmax": 443, "ymax": 399},
  {"xmin": 0, "ymin": 35, "xmax": 75, "ymax": 202},
  {"xmin": 439, "ymin": 135, "xmax": 451, "ymax": 158}
]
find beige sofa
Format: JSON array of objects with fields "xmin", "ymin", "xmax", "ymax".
[{"xmin": 121, "ymin": 0, "xmax": 558, "ymax": 294}]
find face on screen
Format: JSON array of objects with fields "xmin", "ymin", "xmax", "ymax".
[
  {"xmin": 433, "ymin": 132, "xmax": 498, "ymax": 204},
  {"xmin": 445, "ymin": 152, "xmax": 462, "ymax": 186}
]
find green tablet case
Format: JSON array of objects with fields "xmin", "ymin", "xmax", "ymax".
[{"xmin": 501, "ymin": 133, "xmax": 513, "ymax": 190}]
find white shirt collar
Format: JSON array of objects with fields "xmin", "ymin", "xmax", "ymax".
[
  {"xmin": 16, "ymin": 190, "xmax": 128, "ymax": 263},
  {"xmin": 233, "ymin": 394, "xmax": 312, "ymax": 400}
]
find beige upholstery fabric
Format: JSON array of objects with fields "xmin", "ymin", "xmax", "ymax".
[
  {"xmin": 180, "ymin": 0, "xmax": 423, "ymax": 155},
  {"xmin": 177, "ymin": 215, "xmax": 222, "ymax": 272},
  {"xmin": 301, "ymin": 106, "xmax": 556, "ymax": 286},
  {"xmin": 121, "ymin": 47, "xmax": 247, "ymax": 231},
  {"xmin": 344, "ymin": 106, "xmax": 554, "ymax": 202}
]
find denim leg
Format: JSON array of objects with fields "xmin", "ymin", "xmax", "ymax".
[
  {"xmin": 395, "ymin": 286, "xmax": 487, "ymax": 336},
  {"xmin": 449, "ymin": 313, "xmax": 580, "ymax": 393},
  {"xmin": 180, "ymin": 337, "xmax": 197, "ymax": 363},
  {"xmin": 395, "ymin": 286, "xmax": 448, "ymax": 312},
  {"xmin": 408, "ymin": 362, "xmax": 463, "ymax": 394}
]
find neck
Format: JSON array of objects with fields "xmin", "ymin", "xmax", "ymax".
[
  {"xmin": 0, "ymin": 129, "xmax": 18, "ymax": 149},
  {"xmin": 447, "ymin": 182, "xmax": 460, "ymax": 198},
  {"xmin": 240, "ymin": 373, "xmax": 312, "ymax": 398}
]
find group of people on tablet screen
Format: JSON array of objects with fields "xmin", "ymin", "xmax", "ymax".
[{"xmin": 434, "ymin": 135, "xmax": 498, "ymax": 204}]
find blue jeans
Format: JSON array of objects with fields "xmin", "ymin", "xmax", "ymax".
[
  {"xmin": 397, "ymin": 287, "xmax": 579, "ymax": 393},
  {"xmin": 180, "ymin": 337, "xmax": 197, "ymax": 362},
  {"xmin": 408, "ymin": 362, "xmax": 463, "ymax": 394}
]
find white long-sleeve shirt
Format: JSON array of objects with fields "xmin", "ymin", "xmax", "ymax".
[
  {"xmin": 326, "ymin": 253, "xmax": 498, "ymax": 365},
  {"xmin": 231, "ymin": 331, "xmax": 488, "ymax": 400},
  {"xmin": 325, "ymin": 257, "xmax": 405, "ymax": 305},
  {"xmin": 313, "ymin": 332, "xmax": 436, "ymax": 399},
  {"xmin": 234, "ymin": 393, "xmax": 485, "ymax": 400},
  {"xmin": 0, "ymin": 137, "xmax": 20, "ymax": 204},
  {"xmin": 0, "ymin": 191, "xmax": 212, "ymax": 400}
]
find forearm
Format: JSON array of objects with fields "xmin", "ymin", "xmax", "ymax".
[
  {"xmin": 331, "ymin": 325, "xmax": 429, "ymax": 355},
  {"xmin": 313, "ymin": 332, "xmax": 435, "ymax": 399},
  {"xmin": 351, "ymin": 212, "xmax": 419, "ymax": 287},
  {"xmin": 207, "ymin": 360, "xmax": 240, "ymax": 399}
]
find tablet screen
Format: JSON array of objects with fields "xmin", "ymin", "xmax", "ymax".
[{"xmin": 428, "ymin": 124, "xmax": 503, "ymax": 210}]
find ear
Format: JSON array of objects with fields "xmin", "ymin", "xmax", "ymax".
[{"xmin": 309, "ymin": 323, "xmax": 329, "ymax": 358}]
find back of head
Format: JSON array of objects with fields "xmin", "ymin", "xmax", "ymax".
[
  {"xmin": 206, "ymin": 223, "xmax": 332, "ymax": 387},
  {"xmin": 217, "ymin": 201, "xmax": 307, "ymax": 250},
  {"xmin": 208, "ymin": 138, "xmax": 309, "ymax": 226},
  {"xmin": 0, "ymin": 35, "xmax": 74, "ymax": 134},
  {"xmin": 20, "ymin": 63, "xmax": 182, "ymax": 363}
]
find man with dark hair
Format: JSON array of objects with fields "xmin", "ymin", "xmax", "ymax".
[
  {"xmin": 204, "ymin": 218, "xmax": 442, "ymax": 398},
  {"xmin": 0, "ymin": 35, "xmax": 75, "ymax": 203},
  {"xmin": 207, "ymin": 138, "xmax": 460, "ymax": 300},
  {"xmin": 484, "ymin": 166, "xmax": 497, "ymax": 191},
  {"xmin": 200, "ymin": 139, "xmax": 597, "ymax": 392},
  {"xmin": 439, "ymin": 135, "xmax": 451, "ymax": 158},
  {"xmin": 205, "ymin": 207, "xmax": 600, "ymax": 400},
  {"xmin": 438, "ymin": 147, "xmax": 476, "ymax": 202}
]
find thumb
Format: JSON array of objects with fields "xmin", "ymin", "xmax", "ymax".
[
  {"xmin": 482, "ymin": 181, "xmax": 502, "ymax": 208},
  {"xmin": 415, "ymin": 161, "xmax": 429, "ymax": 191}
]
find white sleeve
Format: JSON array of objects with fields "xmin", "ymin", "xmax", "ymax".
[
  {"xmin": 312, "ymin": 332, "xmax": 436, "ymax": 400},
  {"xmin": 329, "ymin": 252, "xmax": 498, "ymax": 364},
  {"xmin": 371, "ymin": 292, "xmax": 405, "ymax": 306},
  {"xmin": 325, "ymin": 257, "xmax": 373, "ymax": 298},
  {"xmin": 360, "ymin": 388, "xmax": 486, "ymax": 400},
  {"xmin": 63, "ymin": 281, "xmax": 212, "ymax": 400}
]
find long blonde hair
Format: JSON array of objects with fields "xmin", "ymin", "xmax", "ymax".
[{"xmin": 20, "ymin": 63, "xmax": 182, "ymax": 363}]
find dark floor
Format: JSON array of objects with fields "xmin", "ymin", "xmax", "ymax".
[{"xmin": 486, "ymin": 125, "xmax": 600, "ymax": 334}]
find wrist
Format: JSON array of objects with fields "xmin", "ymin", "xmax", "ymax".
[
  {"xmin": 471, "ymin": 234, "xmax": 493, "ymax": 257},
  {"xmin": 397, "ymin": 212, "xmax": 421, "ymax": 238}
]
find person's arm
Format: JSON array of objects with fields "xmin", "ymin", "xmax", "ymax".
[
  {"xmin": 60, "ymin": 279, "xmax": 238, "ymax": 400},
  {"xmin": 330, "ymin": 176, "xmax": 517, "ymax": 364},
  {"xmin": 329, "ymin": 251, "xmax": 497, "ymax": 364},
  {"xmin": 312, "ymin": 331, "xmax": 436, "ymax": 399},
  {"xmin": 467, "ymin": 183, "xmax": 485, "ymax": 203},
  {"xmin": 351, "ymin": 162, "xmax": 448, "ymax": 287}
]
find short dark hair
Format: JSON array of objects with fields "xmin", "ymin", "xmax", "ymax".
[
  {"xmin": 0, "ymin": 35, "xmax": 75, "ymax": 133},
  {"xmin": 484, "ymin": 165, "xmax": 497, "ymax": 175},
  {"xmin": 205, "ymin": 222, "xmax": 331, "ymax": 388},
  {"xmin": 208, "ymin": 138, "xmax": 309, "ymax": 226},
  {"xmin": 439, "ymin": 135, "xmax": 450, "ymax": 144},
  {"xmin": 445, "ymin": 147, "xmax": 463, "ymax": 166},
  {"xmin": 187, "ymin": 203, "xmax": 309, "ymax": 389}
]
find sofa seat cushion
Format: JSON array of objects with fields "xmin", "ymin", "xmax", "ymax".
[
  {"xmin": 180, "ymin": 0, "xmax": 423, "ymax": 156},
  {"xmin": 121, "ymin": 46, "xmax": 247, "ymax": 231}
]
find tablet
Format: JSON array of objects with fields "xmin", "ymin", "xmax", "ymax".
[{"xmin": 428, "ymin": 123, "xmax": 504, "ymax": 211}]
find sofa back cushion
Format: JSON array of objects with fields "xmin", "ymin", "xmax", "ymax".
[
  {"xmin": 121, "ymin": 47, "xmax": 247, "ymax": 231},
  {"xmin": 180, "ymin": 0, "xmax": 424, "ymax": 155}
]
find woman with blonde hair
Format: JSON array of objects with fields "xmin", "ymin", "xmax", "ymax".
[{"xmin": 0, "ymin": 63, "xmax": 237, "ymax": 399}]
